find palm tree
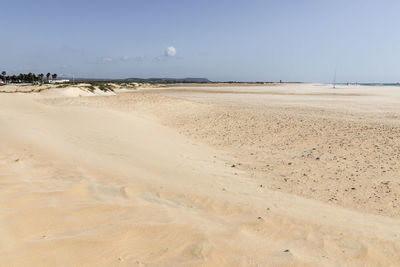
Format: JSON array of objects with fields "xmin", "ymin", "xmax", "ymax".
[
  {"xmin": 1, "ymin": 71, "xmax": 6, "ymax": 83},
  {"xmin": 28, "ymin": 73, "xmax": 34, "ymax": 83},
  {"xmin": 46, "ymin": 73, "xmax": 51, "ymax": 82},
  {"xmin": 52, "ymin": 73, "xmax": 57, "ymax": 81}
]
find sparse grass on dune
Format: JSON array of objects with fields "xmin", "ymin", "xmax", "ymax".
[{"xmin": 0, "ymin": 81, "xmax": 158, "ymax": 94}]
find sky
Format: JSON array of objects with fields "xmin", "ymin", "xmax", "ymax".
[{"xmin": 1, "ymin": 0, "xmax": 400, "ymax": 82}]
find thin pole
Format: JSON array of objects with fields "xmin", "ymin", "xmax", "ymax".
[{"xmin": 333, "ymin": 68, "xmax": 337, "ymax": 89}]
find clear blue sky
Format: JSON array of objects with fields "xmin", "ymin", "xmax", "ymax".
[{"xmin": 2, "ymin": 0, "xmax": 400, "ymax": 82}]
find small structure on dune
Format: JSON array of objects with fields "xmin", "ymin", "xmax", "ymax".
[{"xmin": 48, "ymin": 79, "xmax": 70, "ymax": 84}]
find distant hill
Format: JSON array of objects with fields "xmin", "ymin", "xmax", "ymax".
[{"xmin": 122, "ymin": 77, "xmax": 211, "ymax": 83}]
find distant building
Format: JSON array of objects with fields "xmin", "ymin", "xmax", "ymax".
[{"xmin": 49, "ymin": 79, "xmax": 70, "ymax": 84}]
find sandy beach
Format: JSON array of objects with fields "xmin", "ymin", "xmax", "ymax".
[{"xmin": 1, "ymin": 83, "xmax": 400, "ymax": 266}]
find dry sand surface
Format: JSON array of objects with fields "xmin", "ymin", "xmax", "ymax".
[{"xmin": 1, "ymin": 83, "xmax": 400, "ymax": 266}]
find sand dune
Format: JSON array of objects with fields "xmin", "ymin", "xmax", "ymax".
[{"xmin": 1, "ymin": 84, "xmax": 400, "ymax": 266}]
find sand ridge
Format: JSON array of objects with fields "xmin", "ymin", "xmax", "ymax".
[{"xmin": 48, "ymin": 86, "xmax": 400, "ymax": 217}]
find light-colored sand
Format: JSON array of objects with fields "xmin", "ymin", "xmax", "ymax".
[{"xmin": 1, "ymin": 84, "xmax": 400, "ymax": 266}]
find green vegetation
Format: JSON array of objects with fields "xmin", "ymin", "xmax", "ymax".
[
  {"xmin": 0, "ymin": 71, "xmax": 58, "ymax": 84},
  {"xmin": 119, "ymin": 82, "xmax": 137, "ymax": 89},
  {"xmin": 56, "ymin": 83, "xmax": 70, "ymax": 88},
  {"xmin": 85, "ymin": 85, "xmax": 96, "ymax": 92},
  {"xmin": 98, "ymin": 83, "xmax": 113, "ymax": 92},
  {"xmin": 84, "ymin": 82, "xmax": 114, "ymax": 92}
]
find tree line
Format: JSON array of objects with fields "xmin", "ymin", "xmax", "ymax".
[{"xmin": 1, "ymin": 71, "xmax": 58, "ymax": 83}]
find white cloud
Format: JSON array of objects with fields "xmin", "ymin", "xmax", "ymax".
[
  {"xmin": 165, "ymin": 46, "xmax": 177, "ymax": 57},
  {"xmin": 134, "ymin": 56, "xmax": 145, "ymax": 62},
  {"xmin": 117, "ymin": 55, "xmax": 149, "ymax": 62},
  {"xmin": 121, "ymin": 56, "xmax": 130, "ymax": 61},
  {"xmin": 102, "ymin": 57, "xmax": 113, "ymax": 63}
]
